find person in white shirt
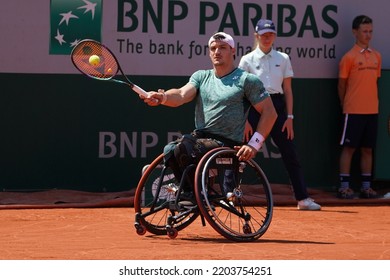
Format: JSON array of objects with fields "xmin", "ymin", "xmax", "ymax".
[{"xmin": 239, "ymin": 19, "xmax": 321, "ymax": 210}]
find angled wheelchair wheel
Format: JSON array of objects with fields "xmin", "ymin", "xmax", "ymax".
[
  {"xmin": 134, "ymin": 153, "xmax": 199, "ymax": 236},
  {"xmin": 194, "ymin": 147, "xmax": 273, "ymax": 242}
]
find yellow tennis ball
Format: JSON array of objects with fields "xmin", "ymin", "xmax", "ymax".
[{"xmin": 89, "ymin": 55, "xmax": 100, "ymax": 66}]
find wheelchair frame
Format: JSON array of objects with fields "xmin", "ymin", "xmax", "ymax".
[{"xmin": 134, "ymin": 147, "xmax": 273, "ymax": 242}]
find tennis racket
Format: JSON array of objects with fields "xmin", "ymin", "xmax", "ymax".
[{"xmin": 71, "ymin": 39, "xmax": 149, "ymax": 98}]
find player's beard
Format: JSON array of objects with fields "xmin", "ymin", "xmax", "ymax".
[{"xmin": 212, "ymin": 56, "xmax": 224, "ymax": 66}]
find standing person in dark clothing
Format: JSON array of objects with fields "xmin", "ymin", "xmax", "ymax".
[{"xmin": 239, "ymin": 19, "xmax": 321, "ymax": 210}]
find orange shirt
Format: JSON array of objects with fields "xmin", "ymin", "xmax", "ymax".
[{"xmin": 339, "ymin": 44, "xmax": 381, "ymax": 114}]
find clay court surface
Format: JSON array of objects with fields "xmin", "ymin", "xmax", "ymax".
[{"xmin": 0, "ymin": 186, "xmax": 389, "ymax": 260}]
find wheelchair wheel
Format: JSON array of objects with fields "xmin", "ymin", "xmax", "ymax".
[
  {"xmin": 134, "ymin": 153, "xmax": 199, "ymax": 236},
  {"xmin": 194, "ymin": 147, "xmax": 273, "ymax": 242}
]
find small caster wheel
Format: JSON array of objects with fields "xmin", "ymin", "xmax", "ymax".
[
  {"xmin": 135, "ymin": 224, "xmax": 146, "ymax": 235},
  {"xmin": 243, "ymin": 224, "xmax": 252, "ymax": 234},
  {"xmin": 167, "ymin": 228, "xmax": 178, "ymax": 239}
]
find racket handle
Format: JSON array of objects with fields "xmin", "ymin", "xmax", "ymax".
[{"xmin": 131, "ymin": 84, "xmax": 149, "ymax": 98}]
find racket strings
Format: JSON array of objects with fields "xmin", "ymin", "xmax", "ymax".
[{"xmin": 71, "ymin": 41, "xmax": 119, "ymax": 80}]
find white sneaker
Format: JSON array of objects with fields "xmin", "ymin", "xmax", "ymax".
[
  {"xmin": 226, "ymin": 192, "xmax": 234, "ymax": 200},
  {"xmin": 297, "ymin": 198, "xmax": 321, "ymax": 210}
]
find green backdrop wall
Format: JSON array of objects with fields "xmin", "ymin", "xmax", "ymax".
[
  {"xmin": 375, "ymin": 70, "xmax": 390, "ymax": 180},
  {"xmin": 0, "ymin": 72, "xmax": 388, "ymax": 192}
]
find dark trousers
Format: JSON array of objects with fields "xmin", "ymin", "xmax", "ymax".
[{"xmin": 248, "ymin": 95, "xmax": 309, "ymax": 200}]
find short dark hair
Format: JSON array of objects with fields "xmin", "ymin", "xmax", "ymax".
[{"xmin": 352, "ymin": 15, "xmax": 372, "ymax": 30}]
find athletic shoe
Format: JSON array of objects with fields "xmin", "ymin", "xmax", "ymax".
[
  {"xmin": 226, "ymin": 192, "xmax": 234, "ymax": 200},
  {"xmin": 297, "ymin": 198, "xmax": 321, "ymax": 210},
  {"xmin": 179, "ymin": 191, "xmax": 196, "ymax": 203},
  {"xmin": 359, "ymin": 188, "xmax": 379, "ymax": 199},
  {"xmin": 337, "ymin": 187, "xmax": 355, "ymax": 199}
]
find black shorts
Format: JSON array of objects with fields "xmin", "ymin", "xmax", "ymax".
[{"xmin": 340, "ymin": 114, "xmax": 378, "ymax": 148}]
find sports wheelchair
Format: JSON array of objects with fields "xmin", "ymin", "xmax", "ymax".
[{"xmin": 134, "ymin": 147, "xmax": 273, "ymax": 242}]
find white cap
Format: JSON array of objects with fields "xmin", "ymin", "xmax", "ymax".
[{"xmin": 208, "ymin": 32, "xmax": 235, "ymax": 48}]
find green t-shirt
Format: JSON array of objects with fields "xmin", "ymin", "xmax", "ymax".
[{"xmin": 189, "ymin": 67, "xmax": 269, "ymax": 143}]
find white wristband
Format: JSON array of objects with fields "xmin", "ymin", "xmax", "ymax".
[
  {"xmin": 247, "ymin": 132, "xmax": 265, "ymax": 151},
  {"xmin": 161, "ymin": 92, "xmax": 167, "ymax": 104}
]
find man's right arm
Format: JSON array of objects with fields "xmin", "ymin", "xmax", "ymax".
[
  {"xmin": 142, "ymin": 83, "xmax": 197, "ymax": 107},
  {"xmin": 338, "ymin": 78, "xmax": 347, "ymax": 107},
  {"xmin": 162, "ymin": 83, "xmax": 197, "ymax": 107}
]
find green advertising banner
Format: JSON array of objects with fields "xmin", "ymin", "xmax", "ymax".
[
  {"xmin": 375, "ymin": 70, "xmax": 390, "ymax": 180},
  {"xmin": 1, "ymin": 1, "xmax": 390, "ymax": 192},
  {"xmin": 50, "ymin": 0, "xmax": 102, "ymax": 54}
]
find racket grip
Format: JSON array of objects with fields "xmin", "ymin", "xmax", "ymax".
[{"xmin": 131, "ymin": 84, "xmax": 149, "ymax": 98}]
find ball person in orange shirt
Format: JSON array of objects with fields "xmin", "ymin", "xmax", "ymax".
[{"xmin": 338, "ymin": 15, "xmax": 382, "ymax": 199}]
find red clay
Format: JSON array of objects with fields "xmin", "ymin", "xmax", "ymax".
[{"xmin": 1, "ymin": 206, "xmax": 389, "ymax": 260}]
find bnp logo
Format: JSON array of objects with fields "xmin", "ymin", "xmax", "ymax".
[{"xmin": 50, "ymin": 0, "xmax": 102, "ymax": 55}]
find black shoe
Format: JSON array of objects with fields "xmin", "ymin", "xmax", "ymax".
[
  {"xmin": 179, "ymin": 191, "xmax": 196, "ymax": 203},
  {"xmin": 337, "ymin": 187, "xmax": 355, "ymax": 199},
  {"xmin": 359, "ymin": 188, "xmax": 379, "ymax": 199}
]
